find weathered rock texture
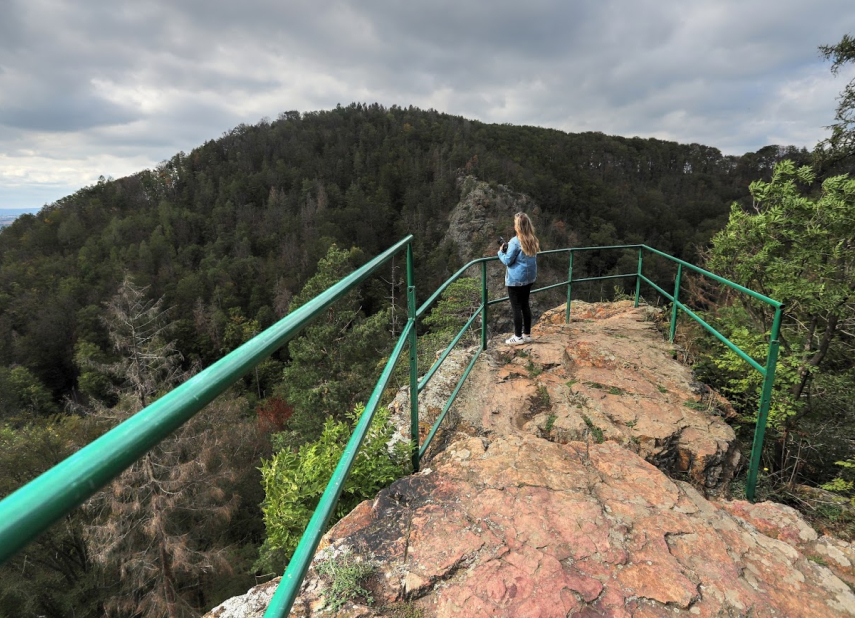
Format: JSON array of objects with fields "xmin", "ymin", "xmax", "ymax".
[
  {"xmin": 466, "ymin": 300, "xmax": 742, "ymax": 492},
  {"xmin": 281, "ymin": 435, "xmax": 855, "ymax": 617},
  {"xmin": 387, "ymin": 345, "xmax": 478, "ymax": 455},
  {"xmin": 206, "ymin": 302, "xmax": 855, "ymax": 617}
]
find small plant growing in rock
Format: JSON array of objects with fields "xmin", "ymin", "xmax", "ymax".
[
  {"xmin": 657, "ymin": 384, "xmax": 668, "ymax": 393},
  {"xmin": 566, "ymin": 379, "xmax": 579, "ymax": 388},
  {"xmin": 625, "ymin": 420, "xmax": 636, "ymax": 428},
  {"xmin": 544, "ymin": 414, "xmax": 557, "ymax": 432},
  {"xmin": 683, "ymin": 400, "xmax": 707, "ymax": 411},
  {"xmin": 317, "ymin": 549, "xmax": 375, "ymax": 611},
  {"xmin": 385, "ymin": 602, "xmax": 425, "ymax": 617},
  {"xmin": 608, "ymin": 386, "xmax": 625, "ymax": 396},
  {"xmin": 585, "ymin": 381, "xmax": 606, "ymax": 390},
  {"xmin": 581, "ymin": 414, "xmax": 605, "ymax": 444},
  {"xmin": 530, "ymin": 384, "xmax": 551, "ymax": 414},
  {"xmin": 526, "ymin": 360, "xmax": 543, "ymax": 377}
]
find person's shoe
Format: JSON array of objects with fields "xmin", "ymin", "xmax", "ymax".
[
  {"xmin": 522, "ymin": 334, "xmax": 533, "ymax": 343},
  {"xmin": 505, "ymin": 335, "xmax": 526, "ymax": 345}
]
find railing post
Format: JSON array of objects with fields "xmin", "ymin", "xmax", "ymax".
[
  {"xmin": 565, "ymin": 250, "xmax": 574, "ymax": 323},
  {"xmin": 669, "ymin": 264, "xmax": 683, "ymax": 342},
  {"xmin": 407, "ymin": 243, "xmax": 419, "ymax": 473},
  {"xmin": 745, "ymin": 307, "xmax": 783, "ymax": 502},
  {"xmin": 634, "ymin": 248, "xmax": 643, "ymax": 308},
  {"xmin": 481, "ymin": 261, "xmax": 488, "ymax": 350}
]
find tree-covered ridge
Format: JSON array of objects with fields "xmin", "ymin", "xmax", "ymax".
[{"xmin": 0, "ymin": 104, "xmax": 809, "ymax": 404}]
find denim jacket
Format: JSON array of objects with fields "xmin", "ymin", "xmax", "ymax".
[{"xmin": 498, "ymin": 236, "xmax": 537, "ymax": 287}]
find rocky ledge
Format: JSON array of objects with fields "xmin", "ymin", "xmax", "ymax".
[{"xmin": 207, "ymin": 302, "xmax": 855, "ymax": 617}]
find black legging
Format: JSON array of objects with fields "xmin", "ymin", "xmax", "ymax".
[{"xmin": 507, "ymin": 283, "xmax": 533, "ymax": 337}]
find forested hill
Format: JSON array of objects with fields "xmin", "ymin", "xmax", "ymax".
[{"xmin": 0, "ymin": 103, "xmax": 808, "ymax": 401}]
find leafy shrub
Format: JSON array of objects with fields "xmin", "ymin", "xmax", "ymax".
[{"xmin": 257, "ymin": 405, "xmax": 408, "ymax": 572}]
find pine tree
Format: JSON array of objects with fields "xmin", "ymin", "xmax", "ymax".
[{"xmin": 274, "ymin": 245, "xmax": 393, "ymax": 443}]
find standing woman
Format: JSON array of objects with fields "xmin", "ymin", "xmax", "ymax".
[{"xmin": 498, "ymin": 212, "xmax": 540, "ymax": 345}]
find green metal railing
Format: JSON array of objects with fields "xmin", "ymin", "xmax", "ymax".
[{"xmin": 0, "ymin": 239, "xmax": 780, "ymax": 617}]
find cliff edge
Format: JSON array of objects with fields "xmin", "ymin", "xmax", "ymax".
[{"xmin": 207, "ymin": 302, "xmax": 855, "ymax": 617}]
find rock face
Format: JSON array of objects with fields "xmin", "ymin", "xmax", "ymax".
[
  {"xmin": 443, "ymin": 175, "xmax": 537, "ymax": 267},
  {"xmin": 456, "ymin": 301, "xmax": 740, "ymax": 492},
  {"xmin": 280, "ymin": 434, "xmax": 855, "ymax": 616},
  {"xmin": 207, "ymin": 302, "xmax": 855, "ymax": 617}
]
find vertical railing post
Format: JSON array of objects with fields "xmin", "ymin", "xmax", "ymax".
[
  {"xmin": 634, "ymin": 247, "xmax": 643, "ymax": 308},
  {"xmin": 745, "ymin": 307, "xmax": 783, "ymax": 502},
  {"xmin": 669, "ymin": 264, "xmax": 683, "ymax": 343},
  {"xmin": 480, "ymin": 261, "xmax": 488, "ymax": 350},
  {"xmin": 406, "ymin": 243, "xmax": 419, "ymax": 473},
  {"xmin": 565, "ymin": 250, "xmax": 574, "ymax": 323}
]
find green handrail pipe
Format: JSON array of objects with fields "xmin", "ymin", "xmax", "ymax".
[
  {"xmin": 670, "ymin": 264, "xmax": 683, "ymax": 342},
  {"xmin": 406, "ymin": 243, "xmax": 419, "ymax": 474}
]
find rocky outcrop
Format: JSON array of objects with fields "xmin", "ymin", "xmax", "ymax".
[
  {"xmin": 443, "ymin": 176, "xmax": 537, "ymax": 267},
  {"xmin": 455, "ymin": 301, "xmax": 740, "ymax": 492},
  {"xmin": 207, "ymin": 302, "xmax": 855, "ymax": 617},
  {"xmin": 279, "ymin": 433, "xmax": 855, "ymax": 616}
]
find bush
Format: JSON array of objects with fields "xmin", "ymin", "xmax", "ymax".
[{"xmin": 257, "ymin": 405, "xmax": 408, "ymax": 573}]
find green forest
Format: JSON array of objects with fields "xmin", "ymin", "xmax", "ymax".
[{"xmin": 2, "ymin": 34, "xmax": 855, "ymax": 618}]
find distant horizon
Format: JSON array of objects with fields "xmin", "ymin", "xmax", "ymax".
[{"xmin": 0, "ymin": 207, "xmax": 41, "ymax": 214}]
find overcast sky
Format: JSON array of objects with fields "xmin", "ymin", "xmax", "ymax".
[{"xmin": 2, "ymin": 0, "xmax": 855, "ymax": 210}]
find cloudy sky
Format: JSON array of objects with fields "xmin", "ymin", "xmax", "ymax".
[{"xmin": 2, "ymin": 0, "xmax": 855, "ymax": 210}]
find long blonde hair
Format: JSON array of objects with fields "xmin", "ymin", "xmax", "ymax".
[{"xmin": 515, "ymin": 212, "xmax": 540, "ymax": 257}]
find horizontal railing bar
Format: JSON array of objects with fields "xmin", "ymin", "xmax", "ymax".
[
  {"xmin": 487, "ymin": 272, "xmax": 633, "ymax": 306},
  {"xmin": 570, "ymin": 273, "xmax": 637, "ymax": 284},
  {"xmin": 639, "ymin": 274, "xmax": 765, "ymax": 374},
  {"xmin": 540, "ymin": 243, "xmax": 642, "ymax": 254},
  {"xmin": 419, "ymin": 245, "xmax": 643, "ymax": 317},
  {"xmin": 0, "ymin": 235, "xmax": 413, "ymax": 568},
  {"xmin": 639, "ymin": 274, "xmax": 674, "ymax": 301},
  {"xmin": 419, "ymin": 306, "xmax": 483, "ymax": 393},
  {"xmin": 642, "ymin": 245, "xmax": 781, "ymax": 308},
  {"xmin": 265, "ymin": 319, "xmax": 415, "ymax": 617},
  {"xmin": 675, "ymin": 301, "xmax": 766, "ymax": 375},
  {"xmin": 416, "ymin": 258, "xmax": 493, "ymax": 318},
  {"xmin": 531, "ymin": 280, "xmax": 571, "ymax": 294},
  {"xmin": 419, "ymin": 348, "xmax": 482, "ymax": 459}
]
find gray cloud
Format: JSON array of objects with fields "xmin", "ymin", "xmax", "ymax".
[{"xmin": 2, "ymin": 0, "xmax": 855, "ymax": 208}]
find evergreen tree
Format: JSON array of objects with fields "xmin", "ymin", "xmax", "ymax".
[{"xmin": 274, "ymin": 244, "xmax": 393, "ymax": 443}]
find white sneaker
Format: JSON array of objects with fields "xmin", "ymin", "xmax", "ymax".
[
  {"xmin": 522, "ymin": 334, "xmax": 533, "ymax": 342},
  {"xmin": 505, "ymin": 335, "xmax": 525, "ymax": 345}
]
